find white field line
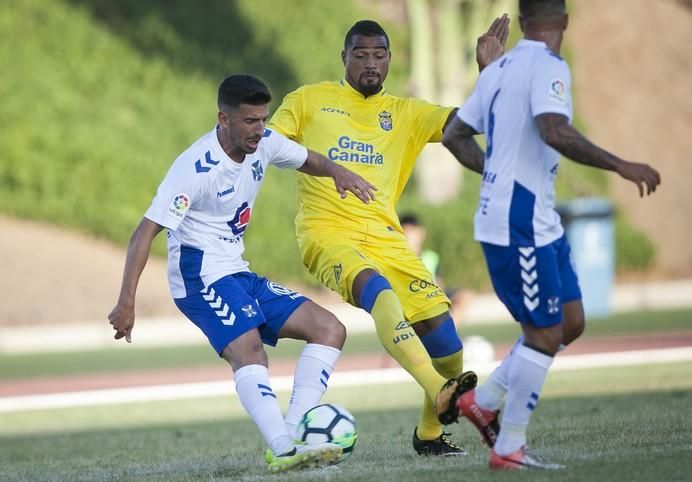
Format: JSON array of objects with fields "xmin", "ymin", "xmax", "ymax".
[{"xmin": 1, "ymin": 347, "xmax": 691, "ymax": 414}]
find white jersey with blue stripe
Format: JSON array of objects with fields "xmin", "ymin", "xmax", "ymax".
[
  {"xmin": 457, "ymin": 39, "xmax": 573, "ymax": 247},
  {"xmin": 144, "ymin": 127, "xmax": 307, "ymax": 299}
]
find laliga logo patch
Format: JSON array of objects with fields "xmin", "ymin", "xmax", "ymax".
[
  {"xmin": 228, "ymin": 201, "xmax": 251, "ymax": 235},
  {"xmin": 547, "ymin": 78, "xmax": 567, "ymax": 103},
  {"xmin": 378, "ymin": 111, "xmax": 393, "ymax": 131},
  {"xmin": 167, "ymin": 193, "xmax": 190, "ymax": 219}
]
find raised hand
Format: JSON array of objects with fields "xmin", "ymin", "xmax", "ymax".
[
  {"xmin": 617, "ymin": 161, "xmax": 661, "ymax": 197},
  {"xmin": 477, "ymin": 13, "xmax": 511, "ymax": 71}
]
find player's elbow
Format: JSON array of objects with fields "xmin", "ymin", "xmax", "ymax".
[
  {"xmin": 536, "ymin": 114, "xmax": 570, "ymax": 150},
  {"xmin": 441, "ymin": 130, "xmax": 456, "ymax": 151},
  {"xmin": 540, "ymin": 129, "xmax": 561, "ymax": 149}
]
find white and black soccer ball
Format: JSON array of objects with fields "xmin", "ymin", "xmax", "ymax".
[{"xmin": 298, "ymin": 403, "xmax": 358, "ymax": 459}]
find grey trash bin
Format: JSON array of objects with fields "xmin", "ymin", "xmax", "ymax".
[{"xmin": 557, "ymin": 198, "xmax": 615, "ymax": 318}]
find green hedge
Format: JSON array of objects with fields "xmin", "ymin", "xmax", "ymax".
[{"xmin": 0, "ymin": 0, "xmax": 654, "ymax": 290}]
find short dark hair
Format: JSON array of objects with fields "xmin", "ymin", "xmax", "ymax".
[
  {"xmin": 400, "ymin": 213, "xmax": 421, "ymax": 226},
  {"xmin": 217, "ymin": 74, "xmax": 271, "ymax": 110},
  {"xmin": 344, "ymin": 20, "xmax": 390, "ymax": 50},
  {"xmin": 519, "ymin": 0, "xmax": 567, "ymax": 18}
]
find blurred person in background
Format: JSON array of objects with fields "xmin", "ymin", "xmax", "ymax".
[
  {"xmin": 400, "ymin": 213, "xmax": 441, "ymax": 284},
  {"xmin": 400, "ymin": 213, "xmax": 474, "ymax": 325},
  {"xmin": 442, "ymin": 0, "xmax": 660, "ymax": 470},
  {"xmin": 269, "ymin": 17, "xmax": 509, "ymax": 456},
  {"xmin": 107, "ymin": 74, "xmax": 376, "ymax": 473}
]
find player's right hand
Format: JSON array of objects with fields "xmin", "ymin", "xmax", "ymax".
[
  {"xmin": 476, "ymin": 13, "xmax": 510, "ymax": 70},
  {"xmin": 108, "ymin": 303, "xmax": 135, "ymax": 343},
  {"xmin": 617, "ymin": 161, "xmax": 661, "ymax": 197}
]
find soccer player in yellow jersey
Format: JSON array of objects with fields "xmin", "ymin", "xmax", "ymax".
[{"xmin": 269, "ymin": 18, "xmax": 509, "ymax": 456}]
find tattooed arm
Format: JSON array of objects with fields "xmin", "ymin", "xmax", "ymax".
[
  {"xmin": 535, "ymin": 113, "xmax": 661, "ymax": 197},
  {"xmin": 442, "ymin": 115, "xmax": 485, "ymax": 175}
]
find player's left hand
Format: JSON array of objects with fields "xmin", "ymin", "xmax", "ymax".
[
  {"xmin": 333, "ymin": 166, "xmax": 377, "ymax": 204},
  {"xmin": 108, "ymin": 302, "xmax": 135, "ymax": 343},
  {"xmin": 477, "ymin": 13, "xmax": 510, "ymax": 70},
  {"xmin": 617, "ymin": 161, "xmax": 661, "ymax": 197}
]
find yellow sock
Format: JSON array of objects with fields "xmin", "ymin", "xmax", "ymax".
[
  {"xmin": 416, "ymin": 350, "xmax": 464, "ymax": 439},
  {"xmin": 416, "ymin": 395, "xmax": 444, "ymax": 440},
  {"xmin": 370, "ymin": 289, "xmax": 447, "ymax": 401},
  {"xmin": 432, "ymin": 350, "xmax": 464, "ymax": 379}
]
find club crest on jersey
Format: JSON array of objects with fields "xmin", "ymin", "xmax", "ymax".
[
  {"xmin": 547, "ymin": 296, "xmax": 560, "ymax": 315},
  {"xmin": 228, "ymin": 201, "xmax": 251, "ymax": 235},
  {"xmin": 251, "ymin": 160, "xmax": 264, "ymax": 181},
  {"xmin": 333, "ymin": 263, "xmax": 342, "ymax": 284},
  {"xmin": 167, "ymin": 193, "xmax": 190, "ymax": 219},
  {"xmin": 378, "ymin": 111, "xmax": 393, "ymax": 131}
]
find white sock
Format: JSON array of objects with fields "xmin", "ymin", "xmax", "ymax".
[
  {"xmin": 475, "ymin": 336, "xmax": 523, "ymax": 411},
  {"xmin": 234, "ymin": 364, "xmax": 294, "ymax": 456},
  {"xmin": 494, "ymin": 343, "xmax": 553, "ymax": 456},
  {"xmin": 285, "ymin": 344, "xmax": 341, "ymax": 438}
]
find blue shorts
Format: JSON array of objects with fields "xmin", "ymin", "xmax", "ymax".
[
  {"xmin": 174, "ymin": 272, "xmax": 308, "ymax": 354},
  {"xmin": 481, "ymin": 235, "xmax": 582, "ymax": 327}
]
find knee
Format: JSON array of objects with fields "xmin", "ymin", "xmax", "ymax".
[
  {"xmin": 309, "ymin": 311, "xmax": 347, "ymax": 349},
  {"xmin": 562, "ymin": 310, "xmax": 585, "ymax": 346},
  {"xmin": 420, "ymin": 316, "xmax": 463, "ymax": 377},
  {"xmin": 524, "ymin": 323, "xmax": 563, "ymax": 355},
  {"xmin": 222, "ymin": 335, "xmax": 267, "ymax": 372}
]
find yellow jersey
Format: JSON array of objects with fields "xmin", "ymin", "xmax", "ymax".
[{"xmin": 269, "ymin": 80, "xmax": 454, "ymax": 233}]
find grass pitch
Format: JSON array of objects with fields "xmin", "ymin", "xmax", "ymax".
[{"xmin": 1, "ymin": 361, "xmax": 691, "ymax": 481}]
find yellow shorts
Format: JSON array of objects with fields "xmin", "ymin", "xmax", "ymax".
[{"xmin": 297, "ymin": 223, "xmax": 451, "ymax": 323}]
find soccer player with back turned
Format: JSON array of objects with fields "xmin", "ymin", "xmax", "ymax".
[
  {"xmin": 108, "ymin": 74, "xmax": 376, "ymax": 473},
  {"xmin": 269, "ymin": 17, "xmax": 510, "ymax": 455},
  {"xmin": 442, "ymin": 0, "xmax": 661, "ymax": 469}
]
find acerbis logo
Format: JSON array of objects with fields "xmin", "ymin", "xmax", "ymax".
[
  {"xmin": 320, "ymin": 106, "xmax": 351, "ymax": 117},
  {"xmin": 228, "ymin": 202, "xmax": 251, "ymax": 235}
]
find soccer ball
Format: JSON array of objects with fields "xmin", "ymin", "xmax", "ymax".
[{"xmin": 298, "ymin": 403, "xmax": 358, "ymax": 459}]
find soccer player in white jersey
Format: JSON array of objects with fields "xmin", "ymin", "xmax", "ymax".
[
  {"xmin": 107, "ymin": 74, "xmax": 376, "ymax": 473},
  {"xmin": 441, "ymin": 0, "xmax": 660, "ymax": 470}
]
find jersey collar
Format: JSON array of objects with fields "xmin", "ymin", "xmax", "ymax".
[
  {"xmin": 517, "ymin": 39, "xmax": 549, "ymax": 49},
  {"xmin": 339, "ymin": 79, "xmax": 387, "ymax": 101}
]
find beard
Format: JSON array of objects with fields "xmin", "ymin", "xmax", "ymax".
[{"xmin": 358, "ymin": 73, "xmax": 382, "ymax": 96}]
